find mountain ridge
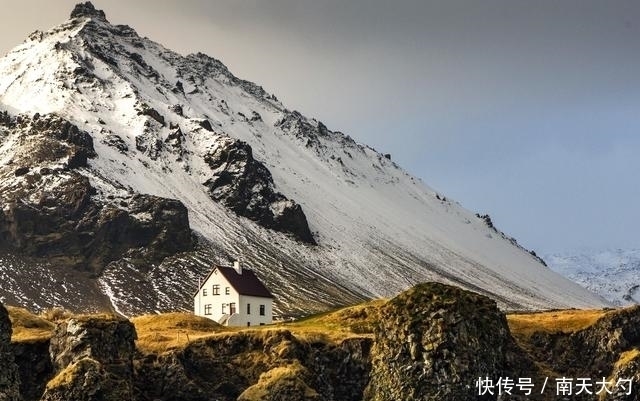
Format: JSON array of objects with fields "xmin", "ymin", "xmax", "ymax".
[
  {"xmin": 547, "ymin": 248, "xmax": 640, "ymax": 306},
  {"xmin": 0, "ymin": 2, "xmax": 608, "ymax": 316}
]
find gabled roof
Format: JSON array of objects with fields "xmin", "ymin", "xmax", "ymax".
[{"xmin": 196, "ymin": 265, "xmax": 274, "ymax": 299}]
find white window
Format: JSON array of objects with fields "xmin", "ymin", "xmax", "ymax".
[
  {"xmin": 259, "ymin": 305, "xmax": 265, "ymax": 316},
  {"xmin": 225, "ymin": 287, "xmax": 230, "ymax": 295},
  {"xmin": 202, "ymin": 288, "xmax": 207, "ymax": 296},
  {"xmin": 212, "ymin": 284, "xmax": 220, "ymax": 295},
  {"xmin": 204, "ymin": 304, "xmax": 212, "ymax": 315}
]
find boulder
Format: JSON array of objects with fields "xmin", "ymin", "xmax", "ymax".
[
  {"xmin": 365, "ymin": 282, "xmax": 523, "ymax": 401},
  {"xmin": 42, "ymin": 317, "xmax": 136, "ymax": 401}
]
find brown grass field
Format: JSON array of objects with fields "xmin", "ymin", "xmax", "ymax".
[
  {"xmin": 6, "ymin": 301, "xmax": 617, "ymax": 356},
  {"xmin": 505, "ymin": 308, "xmax": 609, "ymax": 342}
]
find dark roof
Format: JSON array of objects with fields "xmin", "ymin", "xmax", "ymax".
[{"xmin": 197, "ymin": 265, "xmax": 274, "ymax": 299}]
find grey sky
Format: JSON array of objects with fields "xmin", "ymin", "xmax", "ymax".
[{"xmin": 1, "ymin": 1, "xmax": 639, "ymax": 254}]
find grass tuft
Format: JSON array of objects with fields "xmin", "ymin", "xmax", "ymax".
[{"xmin": 7, "ymin": 306, "xmax": 55, "ymax": 343}]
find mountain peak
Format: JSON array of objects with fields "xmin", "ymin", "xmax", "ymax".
[
  {"xmin": 70, "ymin": 2, "xmax": 108, "ymax": 22},
  {"xmin": 0, "ymin": 4, "xmax": 610, "ymax": 316}
]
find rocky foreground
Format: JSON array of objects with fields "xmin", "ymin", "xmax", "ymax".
[{"xmin": 1, "ymin": 282, "xmax": 639, "ymax": 401}]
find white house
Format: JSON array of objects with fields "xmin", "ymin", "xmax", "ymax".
[{"xmin": 194, "ymin": 261, "xmax": 274, "ymax": 326}]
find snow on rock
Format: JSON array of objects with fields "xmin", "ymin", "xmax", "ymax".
[
  {"xmin": 0, "ymin": 3, "xmax": 610, "ymax": 315},
  {"xmin": 547, "ymin": 249, "xmax": 640, "ymax": 306}
]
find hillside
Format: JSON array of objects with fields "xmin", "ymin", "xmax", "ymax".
[{"xmin": 0, "ymin": 2, "xmax": 608, "ymax": 316}]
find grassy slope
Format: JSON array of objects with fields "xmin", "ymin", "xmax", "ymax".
[{"xmin": 5, "ymin": 301, "xmax": 623, "ymax": 354}]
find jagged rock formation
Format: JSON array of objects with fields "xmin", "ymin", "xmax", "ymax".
[
  {"xmin": 0, "ymin": 304, "xmax": 21, "ymax": 401},
  {"xmin": 42, "ymin": 316, "xmax": 136, "ymax": 401},
  {"xmin": 364, "ymin": 282, "xmax": 536, "ymax": 401},
  {"xmin": 0, "ymin": 113, "xmax": 193, "ymax": 273},
  {"xmin": 526, "ymin": 305, "xmax": 640, "ymax": 378},
  {"xmin": 134, "ymin": 330, "xmax": 371, "ymax": 401},
  {"xmin": 70, "ymin": 2, "xmax": 107, "ymax": 21},
  {"xmin": 203, "ymin": 137, "xmax": 315, "ymax": 244}
]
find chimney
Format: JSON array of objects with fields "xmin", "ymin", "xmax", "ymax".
[{"xmin": 233, "ymin": 260, "xmax": 242, "ymax": 275}]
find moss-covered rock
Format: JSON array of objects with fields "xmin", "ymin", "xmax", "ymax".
[
  {"xmin": 42, "ymin": 317, "xmax": 137, "ymax": 401},
  {"xmin": 238, "ymin": 361, "xmax": 321, "ymax": 401},
  {"xmin": 365, "ymin": 282, "xmax": 528, "ymax": 401}
]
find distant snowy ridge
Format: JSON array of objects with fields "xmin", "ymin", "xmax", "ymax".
[
  {"xmin": 0, "ymin": 3, "xmax": 609, "ymax": 315},
  {"xmin": 547, "ymin": 249, "xmax": 640, "ymax": 306}
]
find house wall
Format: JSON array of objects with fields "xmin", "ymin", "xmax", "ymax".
[
  {"xmin": 194, "ymin": 270, "xmax": 239, "ymax": 324},
  {"xmin": 237, "ymin": 295, "xmax": 273, "ymax": 327}
]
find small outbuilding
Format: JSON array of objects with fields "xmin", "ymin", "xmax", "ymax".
[{"xmin": 194, "ymin": 261, "xmax": 274, "ymax": 326}]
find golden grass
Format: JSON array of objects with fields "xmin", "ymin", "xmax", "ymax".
[
  {"xmin": 6, "ymin": 306, "xmax": 55, "ymax": 343},
  {"xmin": 506, "ymin": 309, "xmax": 608, "ymax": 341},
  {"xmin": 237, "ymin": 360, "xmax": 318, "ymax": 401},
  {"xmin": 614, "ymin": 348, "xmax": 640, "ymax": 369},
  {"xmin": 46, "ymin": 358, "xmax": 99, "ymax": 390},
  {"xmin": 132, "ymin": 312, "xmax": 228, "ymax": 354},
  {"xmin": 269, "ymin": 299, "xmax": 386, "ymax": 344}
]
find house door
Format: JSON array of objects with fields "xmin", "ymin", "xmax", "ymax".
[{"xmin": 229, "ymin": 302, "xmax": 236, "ymax": 315}]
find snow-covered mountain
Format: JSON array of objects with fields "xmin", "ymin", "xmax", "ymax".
[
  {"xmin": 547, "ymin": 249, "xmax": 640, "ymax": 306},
  {"xmin": 0, "ymin": 3, "xmax": 608, "ymax": 317}
]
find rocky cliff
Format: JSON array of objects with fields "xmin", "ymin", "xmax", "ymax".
[
  {"xmin": 0, "ymin": 304, "xmax": 21, "ymax": 401},
  {"xmin": 2, "ymin": 283, "xmax": 639, "ymax": 401},
  {"xmin": 0, "ymin": 113, "xmax": 193, "ymax": 274}
]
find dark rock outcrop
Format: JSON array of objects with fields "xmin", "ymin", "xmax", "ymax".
[
  {"xmin": 203, "ymin": 136, "xmax": 315, "ymax": 244},
  {"xmin": 364, "ymin": 282, "xmax": 534, "ymax": 401},
  {"xmin": 70, "ymin": 2, "xmax": 108, "ymax": 21},
  {"xmin": 0, "ymin": 173, "xmax": 192, "ymax": 273},
  {"xmin": 608, "ymin": 351, "xmax": 640, "ymax": 401},
  {"xmin": 11, "ymin": 340, "xmax": 52, "ymax": 401},
  {"xmin": 42, "ymin": 317, "xmax": 136, "ymax": 401},
  {"xmin": 0, "ymin": 113, "xmax": 193, "ymax": 273},
  {"xmin": 527, "ymin": 305, "xmax": 640, "ymax": 377},
  {"xmin": 0, "ymin": 304, "xmax": 21, "ymax": 401},
  {"xmin": 134, "ymin": 330, "xmax": 371, "ymax": 401}
]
